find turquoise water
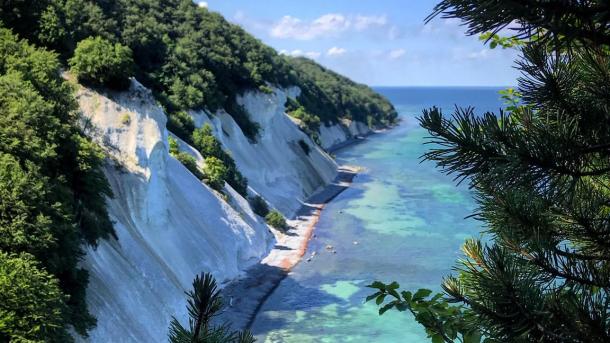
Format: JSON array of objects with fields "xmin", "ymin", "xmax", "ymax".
[{"xmin": 251, "ymin": 87, "xmax": 506, "ymax": 342}]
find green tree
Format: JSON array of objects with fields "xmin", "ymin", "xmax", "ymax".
[
  {"xmin": 0, "ymin": 252, "xmax": 70, "ymax": 342},
  {"xmin": 69, "ymin": 36, "xmax": 134, "ymax": 90},
  {"xmin": 0, "ymin": 28, "xmax": 114, "ymax": 339},
  {"xmin": 249, "ymin": 195, "xmax": 269, "ymax": 217},
  {"xmin": 265, "ymin": 210, "xmax": 288, "ymax": 232},
  {"xmin": 369, "ymin": 1, "xmax": 610, "ymax": 342},
  {"xmin": 203, "ymin": 156, "xmax": 228, "ymax": 191},
  {"xmin": 168, "ymin": 273, "xmax": 256, "ymax": 343},
  {"xmin": 193, "ymin": 125, "xmax": 224, "ymax": 158},
  {"xmin": 193, "ymin": 124, "xmax": 248, "ymax": 196}
]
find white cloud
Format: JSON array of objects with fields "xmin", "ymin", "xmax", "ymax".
[
  {"xmin": 388, "ymin": 25, "xmax": 404, "ymax": 40},
  {"xmin": 354, "ymin": 15, "xmax": 387, "ymax": 31},
  {"xmin": 270, "ymin": 13, "xmax": 389, "ymax": 40},
  {"xmin": 197, "ymin": 1, "xmax": 208, "ymax": 8},
  {"xmin": 271, "ymin": 14, "xmax": 350, "ymax": 40},
  {"xmin": 388, "ymin": 48, "xmax": 406, "ymax": 60},
  {"xmin": 467, "ymin": 49, "xmax": 490, "ymax": 60},
  {"xmin": 280, "ymin": 49, "xmax": 321, "ymax": 59},
  {"xmin": 327, "ymin": 46, "xmax": 347, "ymax": 57}
]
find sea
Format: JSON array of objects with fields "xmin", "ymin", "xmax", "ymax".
[{"xmin": 251, "ymin": 87, "xmax": 507, "ymax": 343}]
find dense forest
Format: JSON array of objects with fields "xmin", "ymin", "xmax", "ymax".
[
  {"xmin": 0, "ymin": 28, "xmax": 113, "ymax": 341},
  {"xmin": 0, "ymin": 0, "xmax": 396, "ymax": 341},
  {"xmin": 0, "ymin": 0, "xmax": 397, "ymax": 142}
]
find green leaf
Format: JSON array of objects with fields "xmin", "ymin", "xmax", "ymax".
[
  {"xmin": 367, "ymin": 281, "xmax": 386, "ymax": 290},
  {"xmin": 379, "ymin": 302, "xmax": 395, "ymax": 315},
  {"xmin": 365, "ymin": 291, "xmax": 382, "ymax": 302},
  {"xmin": 464, "ymin": 330, "xmax": 482, "ymax": 343},
  {"xmin": 387, "ymin": 281, "xmax": 400, "ymax": 290},
  {"xmin": 376, "ymin": 294, "xmax": 387, "ymax": 305},
  {"xmin": 413, "ymin": 289, "xmax": 433, "ymax": 301},
  {"xmin": 431, "ymin": 334, "xmax": 444, "ymax": 343}
]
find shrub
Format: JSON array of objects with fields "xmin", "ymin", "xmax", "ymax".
[
  {"xmin": 265, "ymin": 210, "xmax": 288, "ymax": 231},
  {"xmin": 120, "ymin": 113, "xmax": 131, "ymax": 125},
  {"xmin": 192, "ymin": 124, "xmax": 223, "ymax": 158},
  {"xmin": 203, "ymin": 156, "xmax": 228, "ymax": 191},
  {"xmin": 289, "ymin": 106, "xmax": 321, "ymax": 142},
  {"xmin": 250, "ymin": 195, "xmax": 270, "ymax": 217},
  {"xmin": 167, "ymin": 136, "xmax": 180, "ymax": 155},
  {"xmin": 175, "ymin": 152, "xmax": 204, "ymax": 180},
  {"xmin": 69, "ymin": 37, "xmax": 134, "ymax": 90},
  {"xmin": 167, "ymin": 111, "xmax": 196, "ymax": 143},
  {"xmin": 298, "ymin": 139, "xmax": 311, "ymax": 155},
  {"xmin": 193, "ymin": 124, "xmax": 248, "ymax": 196}
]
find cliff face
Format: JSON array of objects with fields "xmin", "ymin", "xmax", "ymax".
[
  {"xmin": 191, "ymin": 87, "xmax": 338, "ymax": 217},
  {"xmin": 75, "ymin": 80, "xmax": 349, "ymax": 342},
  {"xmin": 318, "ymin": 120, "xmax": 372, "ymax": 151}
]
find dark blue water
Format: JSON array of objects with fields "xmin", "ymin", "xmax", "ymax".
[{"xmin": 251, "ymin": 87, "xmax": 506, "ymax": 342}]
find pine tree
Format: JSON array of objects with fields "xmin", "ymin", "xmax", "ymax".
[
  {"xmin": 368, "ymin": 1, "xmax": 610, "ymax": 342},
  {"xmin": 168, "ymin": 273, "xmax": 256, "ymax": 343}
]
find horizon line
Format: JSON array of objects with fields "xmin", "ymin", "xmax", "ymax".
[{"xmin": 370, "ymin": 85, "xmax": 516, "ymax": 88}]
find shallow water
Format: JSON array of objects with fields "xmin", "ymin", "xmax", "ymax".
[{"xmin": 251, "ymin": 87, "xmax": 506, "ymax": 342}]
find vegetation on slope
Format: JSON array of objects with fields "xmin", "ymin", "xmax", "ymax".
[
  {"xmin": 0, "ymin": 0, "xmax": 397, "ymax": 141},
  {"xmin": 287, "ymin": 57, "xmax": 398, "ymax": 129},
  {"xmin": 0, "ymin": 0, "xmax": 398, "ymax": 339},
  {"xmin": 0, "ymin": 28, "xmax": 113, "ymax": 341},
  {"xmin": 368, "ymin": 1, "xmax": 610, "ymax": 342}
]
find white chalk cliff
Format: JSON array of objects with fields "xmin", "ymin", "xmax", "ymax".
[
  {"xmin": 75, "ymin": 80, "xmax": 355, "ymax": 342},
  {"xmin": 317, "ymin": 119, "xmax": 371, "ymax": 151}
]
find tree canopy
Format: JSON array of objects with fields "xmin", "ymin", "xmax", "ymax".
[
  {"xmin": 0, "ymin": 0, "xmax": 397, "ymax": 141},
  {"xmin": 0, "ymin": 28, "xmax": 113, "ymax": 341}
]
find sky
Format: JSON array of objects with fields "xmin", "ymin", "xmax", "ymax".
[{"xmin": 198, "ymin": 0, "xmax": 520, "ymax": 87}]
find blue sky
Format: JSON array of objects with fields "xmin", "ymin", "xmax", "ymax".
[{"xmin": 199, "ymin": 1, "xmax": 519, "ymax": 87}]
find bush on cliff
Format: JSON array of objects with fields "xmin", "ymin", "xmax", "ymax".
[
  {"xmin": 265, "ymin": 210, "xmax": 288, "ymax": 232},
  {"xmin": 250, "ymin": 195, "xmax": 270, "ymax": 217},
  {"xmin": 203, "ymin": 156, "xmax": 228, "ymax": 192},
  {"xmin": 193, "ymin": 124, "xmax": 248, "ymax": 196},
  {"xmin": 69, "ymin": 37, "xmax": 134, "ymax": 90}
]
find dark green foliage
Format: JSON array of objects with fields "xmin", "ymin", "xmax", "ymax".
[
  {"xmin": 168, "ymin": 135, "xmax": 180, "ymax": 155},
  {"xmin": 1, "ymin": 0, "xmax": 395, "ymax": 143},
  {"xmin": 168, "ymin": 111, "xmax": 196, "ymax": 143},
  {"xmin": 371, "ymin": 1, "xmax": 610, "ymax": 342},
  {"xmin": 428, "ymin": 0, "xmax": 610, "ymax": 47},
  {"xmin": 287, "ymin": 57, "xmax": 398, "ymax": 127},
  {"xmin": 366, "ymin": 281, "xmax": 479, "ymax": 343},
  {"xmin": 176, "ymin": 153, "xmax": 204, "ymax": 181},
  {"xmin": 203, "ymin": 156, "xmax": 228, "ymax": 192},
  {"xmin": 168, "ymin": 273, "xmax": 257, "ymax": 343},
  {"xmin": 0, "ymin": 28, "xmax": 113, "ymax": 340},
  {"xmin": 0, "ymin": 252, "xmax": 70, "ymax": 342},
  {"xmin": 69, "ymin": 36, "xmax": 134, "ymax": 90},
  {"xmin": 168, "ymin": 136, "xmax": 205, "ymax": 180},
  {"xmin": 288, "ymin": 106, "xmax": 320, "ymax": 142},
  {"xmin": 249, "ymin": 195, "xmax": 269, "ymax": 217},
  {"xmin": 298, "ymin": 139, "xmax": 311, "ymax": 156},
  {"xmin": 193, "ymin": 124, "xmax": 248, "ymax": 196},
  {"xmin": 265, "ymin": 210, "xmax": 288, "ymax": 232}
]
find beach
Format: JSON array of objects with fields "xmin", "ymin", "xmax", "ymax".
[{"xmin": 217, "ymin": 165, "xmax": 359, "ymax": 330}]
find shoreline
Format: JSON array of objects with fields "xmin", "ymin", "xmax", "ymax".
[{"xmin": 217, "ymin": 165, "xmax": 359, "ymax": 330}]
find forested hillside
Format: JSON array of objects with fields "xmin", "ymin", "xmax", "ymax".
[
  {"xmin": 0, "ymin": 0, "xmax": 396, "ymax": 341},
  {"xmin": 1, "ymin": 0, "xmax": 397, "ymax": 142},
  {"xmin": 0, "ymin": 28, "xmax": 113, "ymax": 341}
]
